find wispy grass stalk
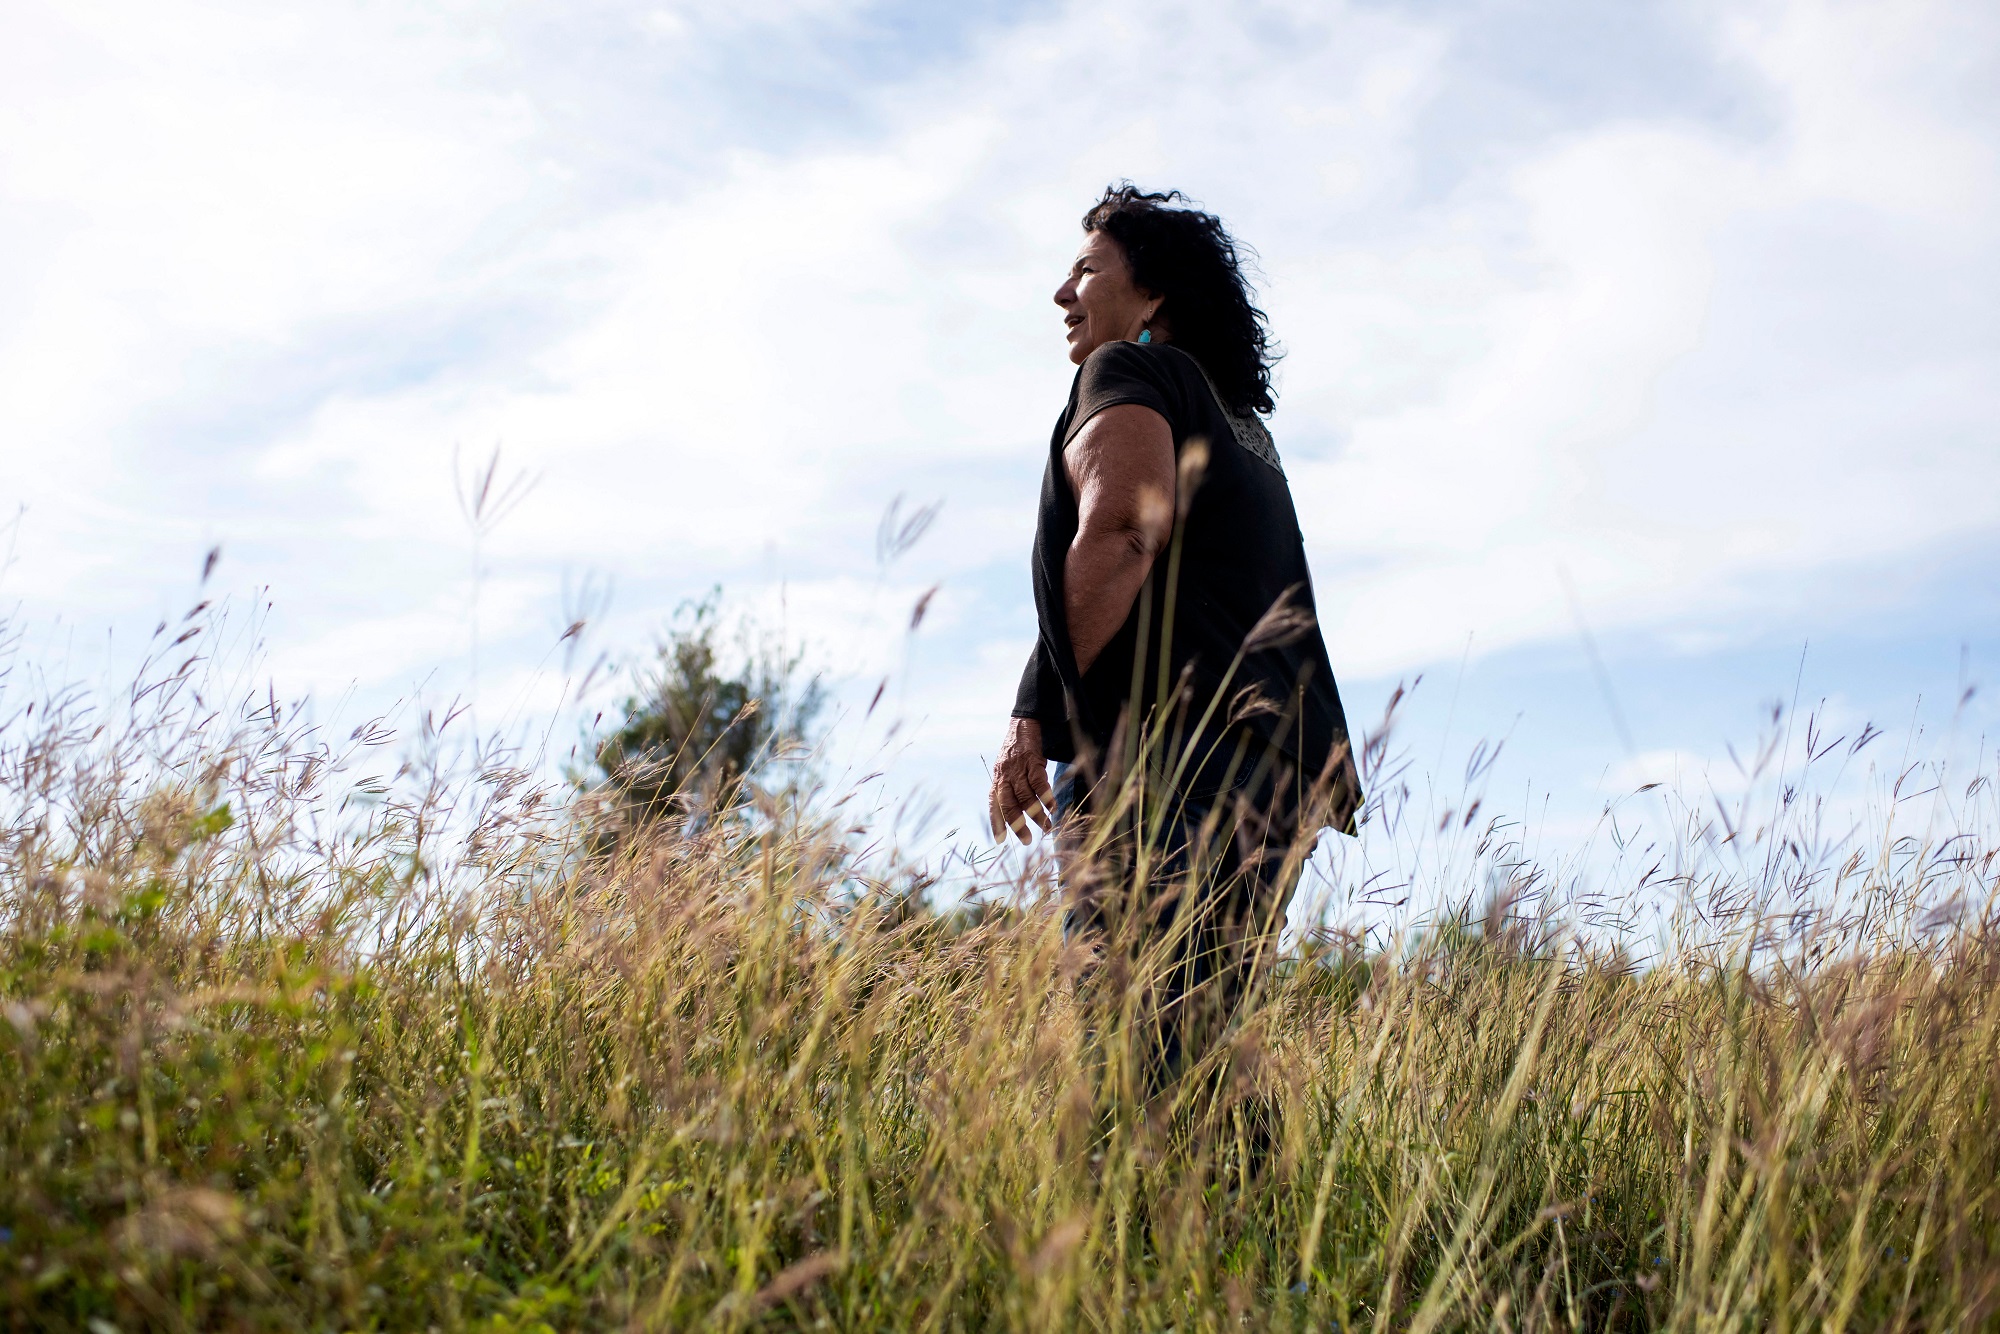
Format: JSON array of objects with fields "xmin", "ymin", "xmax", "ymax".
[{"xmin": 0, "ymin": 622, "xmax": 1997, "ymax": 1330}]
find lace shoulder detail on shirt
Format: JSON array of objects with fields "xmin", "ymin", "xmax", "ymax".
[{"xmin": 1188, "ymin": 357, "xmax": 1284, "ymax": 477}]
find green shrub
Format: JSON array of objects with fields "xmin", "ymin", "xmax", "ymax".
[{"xmin": 0, "ymin": 633, "xmax": 1995, "ymax": 1331}]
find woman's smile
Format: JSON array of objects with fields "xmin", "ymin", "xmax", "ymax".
[{"xmin": 1053, "ymin": 229, "xmax": 1159, "ymax": 364}]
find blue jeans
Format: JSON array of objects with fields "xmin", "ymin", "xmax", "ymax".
[
  {"xmin": 1053, "ymin": 763, "xmax": 1300, "ymax": 1094},
  {"xmin": 1051, "ymin": 761, "xmax": 1080, "ymax": 823}
]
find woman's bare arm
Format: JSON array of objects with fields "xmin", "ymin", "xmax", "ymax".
[
  {"xmin": 1063, "ymin": 404, "xmax": 1176, "ymax": 672},
  {"xmin": 987, "ymin": 403, "xmax": 1172, "ymax": 845}
]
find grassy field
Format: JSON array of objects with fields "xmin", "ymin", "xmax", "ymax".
[{"xmin": 2, "ymin": 643, "xmax": 1997, "ymax": 1331}]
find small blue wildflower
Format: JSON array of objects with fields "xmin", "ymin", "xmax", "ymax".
[
  {"xmin": 0, "ymin": 1227, "xmax": 11, "ymax": 1245},
  {"xmin": 1290, "ymin": 1280, "xmax": 1309, "ymax": 1295}
]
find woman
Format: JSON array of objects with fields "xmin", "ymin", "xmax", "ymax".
[{"xmin": 987, "ymin": 184, "xmax": 1359, "ymax": 1092}]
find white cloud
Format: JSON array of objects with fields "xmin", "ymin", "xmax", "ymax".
[
  {"xmin": 1607, "ymin": 747, "xmax": 1751, "ymax": 800},
  {"xmin": 0, "ymin": 0, "xmax": 1994, "ymax": 846}
]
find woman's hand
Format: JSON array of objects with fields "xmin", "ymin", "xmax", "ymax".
[{"xmin": 988, "ymin": 717, "xmax": 1054, "ymax": 843}]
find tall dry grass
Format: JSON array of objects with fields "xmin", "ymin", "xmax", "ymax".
[{"xmin": 1, "ymin": 620, "xmax": 1997, "ymax": 1332}]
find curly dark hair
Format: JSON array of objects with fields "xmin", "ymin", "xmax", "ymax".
[{"xmin": 1081, "ymin": 183, "xmax": 1279, "ymax": 415}]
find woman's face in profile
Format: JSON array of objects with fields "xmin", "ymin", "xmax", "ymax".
[{"xmin": 1054, "ymin": 231, "xmax": 1155, "ymax": 365}]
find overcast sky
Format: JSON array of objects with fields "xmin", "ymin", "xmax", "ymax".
[{"xmin": 4, "ymin": 0, "xmax": 1997, "ymax": 906}]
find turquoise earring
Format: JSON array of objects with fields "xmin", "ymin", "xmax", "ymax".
[{"xmin": 1138, "ymin": 328, "xmax": 1153, "ymax": 344}]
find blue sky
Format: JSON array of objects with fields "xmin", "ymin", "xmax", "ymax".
[{"xmin": 3, "ymin": 0, "xmax": 1996, "ymax": 915}]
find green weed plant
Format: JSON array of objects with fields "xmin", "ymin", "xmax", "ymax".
[{"xmin": 0, "ymin": 626, "xmax": 1996, "ymax": 1331}]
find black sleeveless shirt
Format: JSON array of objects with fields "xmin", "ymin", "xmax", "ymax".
[{"xmin": 1012, "ymin": 340, "xmax": 1352, "ymax": 799}]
